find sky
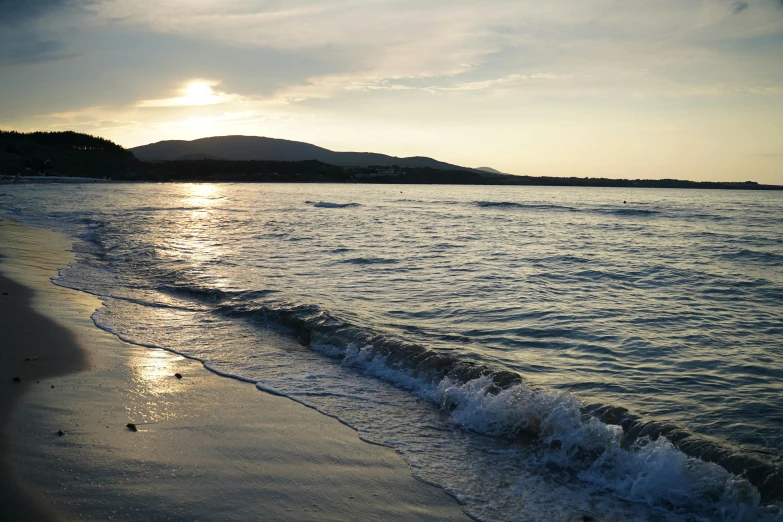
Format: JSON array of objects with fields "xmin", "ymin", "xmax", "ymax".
[{"xmin": 1, "ymin": 0, "xmax": 782, "ymax": 183}]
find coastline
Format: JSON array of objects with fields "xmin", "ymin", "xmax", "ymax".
[
  {"xmin": 0, "ymin": 219, "xmax": 87, "ymax": 521},
  {"xmin": 0, "ymin": 176, "xmax": 113, "ymax": 184},
  {"xmin": 0, "ymin": 218, "xmax": 470, "ymax": 521},
  {"xmin": 0, "ymin": 272, "xmax": 79, "ymax": 521}
]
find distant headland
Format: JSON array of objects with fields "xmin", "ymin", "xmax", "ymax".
[{"xmin": 1, "ymin": 130, "xmax": 780, "ymax": 190}]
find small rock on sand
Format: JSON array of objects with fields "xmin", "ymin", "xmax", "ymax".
[
  {"xmin": 126, "ymin": 423, "xmax": 138, "ymax": 432},
  {"xmin": 57, "ymin": 430, "xmax": 65, "ymax": 437},
  {"xmin": 12, "ymin": 376, "xmax": 21, "ymax": 382},
  {"xmin": 174, "ymin": 373, "xmax": 183, "ymax": 379}
]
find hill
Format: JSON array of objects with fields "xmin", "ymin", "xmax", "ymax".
[
  {"xmin": 0, "ymin": 130, "xmax": 139, "ymax": 178},
  {"xmin": 130, "ymin": 135, "xmax": 476, "ymax": 171},
  {"xmin": 3, "ymin": 130, "xmax": 780, "ymax": 190}
]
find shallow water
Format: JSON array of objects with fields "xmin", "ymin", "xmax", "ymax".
[{"xmin": 2, "ymin": 183, "xmax": 782, "ymax": 521}]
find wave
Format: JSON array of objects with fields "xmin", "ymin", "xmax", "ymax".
[
  {"xmin": 602, "ymin": 207, "xmax": 660, "ymax": 216},
  {"xmin": 474, "ymin": 201, "xmax": 746, "ymax": 223},
  {"xmin": 134, "ymin": 205, "xmax": 244, "ymax": 213},
  {"xmin": 339, "ymin": 257, "xmax": 398, "ymax": 265},
  {"xmin": 722, "ymin": 248, "xmax": 783, "ymax": 266},
  {"xmin": 159, "ymin": 283, "xmax": 279, "ymax": 302},
  {"xmin": 209, "ymin": 298, "xmax": 782, "ymax": 505},
  {"xmin": 136, "ymin": 206, "xmax": 208, "ymax": 212},
  {"xmin": 306, "ymin": 201, "xmax": 360, "ymax": 208},
  {"xmin": 388, "ymin": 199, "xmax": 738, "ymax": 224},
  {"xmin": 475, "ymin": 201, "xmax": 666, "ymax": 218},
  {"xmin": 476, "ymin": 201, "xmax": 573, "ymax": 211},
  {"xmin": 684, "ymin": 212, "xmax": 731, "ymax": 222}
]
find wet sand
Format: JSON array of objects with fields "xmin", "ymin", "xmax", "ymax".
[{"xmin": 0, "ymin": 218, "xmax": 471, "ymax": 521}]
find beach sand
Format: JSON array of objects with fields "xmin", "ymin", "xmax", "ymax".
[{"xmin": 0, "ymin": 218, "xmax": 471, "ymax": 521}]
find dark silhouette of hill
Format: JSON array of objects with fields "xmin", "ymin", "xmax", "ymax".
[
  {"xmin": 3, "ymin": 130, "xmax": 781, "ymax": 190},
  {"xmin": 130, "ymin": 135, "xmax": 476, "ymax": 171},
  {"xmin": 176, "ymin": 153, "xmax": 229, "ymax": 161},
  {"xmin": 0, "ymin": 130, "xmax": 138, "ymax": 178},
  {"xmin": 476, "ymin": 167, "xmax": 504, "ymax": 174}
]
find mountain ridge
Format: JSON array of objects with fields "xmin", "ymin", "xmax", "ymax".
[
  {"xmin": 3, "ymin": 130, "xmax": 779, "ymax": 190},
  {"xmin": 476, "ymin": 166, "xmax": 504, "ymax": 174},
  {"xmin": 130, "ymin": 135, "xmax": 481, "ymax": 171}
]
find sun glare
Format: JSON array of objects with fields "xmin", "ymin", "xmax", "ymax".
[
  {"xmin": 138, "ymin": 79, "xmax": 235, "ymax": 108},
  {"xmin": 187, "ymin": 182, "xmax": 219, "ymax": 199},
  {"xmin": 182, "ymin": 81, "xmax": 219, "ymax": 105}
]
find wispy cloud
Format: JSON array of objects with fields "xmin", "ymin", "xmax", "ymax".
[
  {"xmin": 0, "ymin": 36, "xmax": 76, "ymax": 66},
  {"xmin": 152, "ymin": 110, "xmax": 272, "ymax": 130},
  {"xmin": 0, "ymin": 0, "xmax": 79, "ymax": 26},
  {"xmin": 339, "ymin": 73, "xmax": 563, "ymax": 94},
  {"xmin": 80, "ymin": 0, "xmax": 783, "ymax": 101},
  {"xmin": 435, "ymin": 73, "xmax": 561, "ymax": 93},
  {"xmin": 732, "ymin": 2, "xmax": 749, "ymax": 14}
]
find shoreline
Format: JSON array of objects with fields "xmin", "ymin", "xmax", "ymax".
[
  {"xmin": 0, "ymin": 272, "xmax": 81, "ymax": 521},
  {"xmin": 0, "ymin": 218, "xmax": 470, "ymax": 521},
  {"xmin": 0, "ymin": 219, "xmax": 88, "ymax": 521},
  {"xmin": 0, "ymin": 177, "xmax": 113, "ymax": 184}
]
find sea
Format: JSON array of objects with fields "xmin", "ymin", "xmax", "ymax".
[{"xmin": 1, "ymin": 183, "xmax": 781, "ymax": 522}]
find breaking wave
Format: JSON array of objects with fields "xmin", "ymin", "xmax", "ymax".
[{"xmin": 208, "ymin": 297, "xmax": 782, "ymax": 506}]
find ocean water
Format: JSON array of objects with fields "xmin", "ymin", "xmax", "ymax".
[{"xmin": 1, "ymin": 183, "xmax": 782, "ymax": 521}]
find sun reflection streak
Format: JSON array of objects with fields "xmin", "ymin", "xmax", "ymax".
[
  {"xmin": 132, "ymin": 348, "xmax": 181, "ymax": 389},
  {"xmin": 125, "ymin": 347, "xmax": 185, "ymax": 424},
  {"xmin": 184, "ymin": 183, "xmax": 221, "ymax": 208}
]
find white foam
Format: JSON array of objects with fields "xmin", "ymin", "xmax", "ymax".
[
  {"xmin": 431, "ymin": 376, "xmax": 762, "ymax": 520},
  {"xmin": 580, "ymin": 437, "xmax": 761, "ymax": 521},
  {"xmin": 310, "ymin": 201, "xmax": 359, "ymax": 208},
  {"xmin": 327, "ymin": 347, "xmax": 767, "ymax": 520}
]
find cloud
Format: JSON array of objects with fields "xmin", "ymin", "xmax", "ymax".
[
  {"xmin": 732, "ymin": 2, "xmax": 749, "ymax": 14},
  {"xmin": 339, "ymin": 72, "xmax": 563, "ymax": 95},
  {"xmin": 47, "ymin": 118, "xmax": 143, "ymax": 132},
  {"xmin": 80, "ymin": 0, "xmax": 783, "ymax": 103},
  {"xmin": 0, "ymin": 32, "xmax": 76, "ymax": 65},
  {"xmin": 0, "ymin": 0, "xmax": 69, "ymax": 25},
  {"xmin": 152, "ymin": 110, "xmax": 271, "ymax": 130},
  {"xmin": 0, "ymin": 0, "xmax": 88, "ymax": 66},
  {"xmin": 0, "ymin": 0, "xmax": 96, "ymax": 26},
  {"xmin": 437, "ymin": 73, "xmax": 561, "ymax": 93},
  {"xmin": 137, "ymin": 80, "xmax": 242, "ymax": 108},
  {"xmin": 4, "ymin": 0, "xmax": 783, "ymax": 134}
]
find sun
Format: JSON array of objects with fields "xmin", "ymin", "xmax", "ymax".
[
  {"xmin": 182, "ymin": 81, "xmax": 219, "ymax": 105},
  {"xmin": 137, "ymin": 79, "xmax": 238, "ymax": 108}
]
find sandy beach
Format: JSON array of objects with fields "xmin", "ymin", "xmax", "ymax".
[{"xmin": 0, "ymin": 218, "xmax": 470, "ymax": 521}]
